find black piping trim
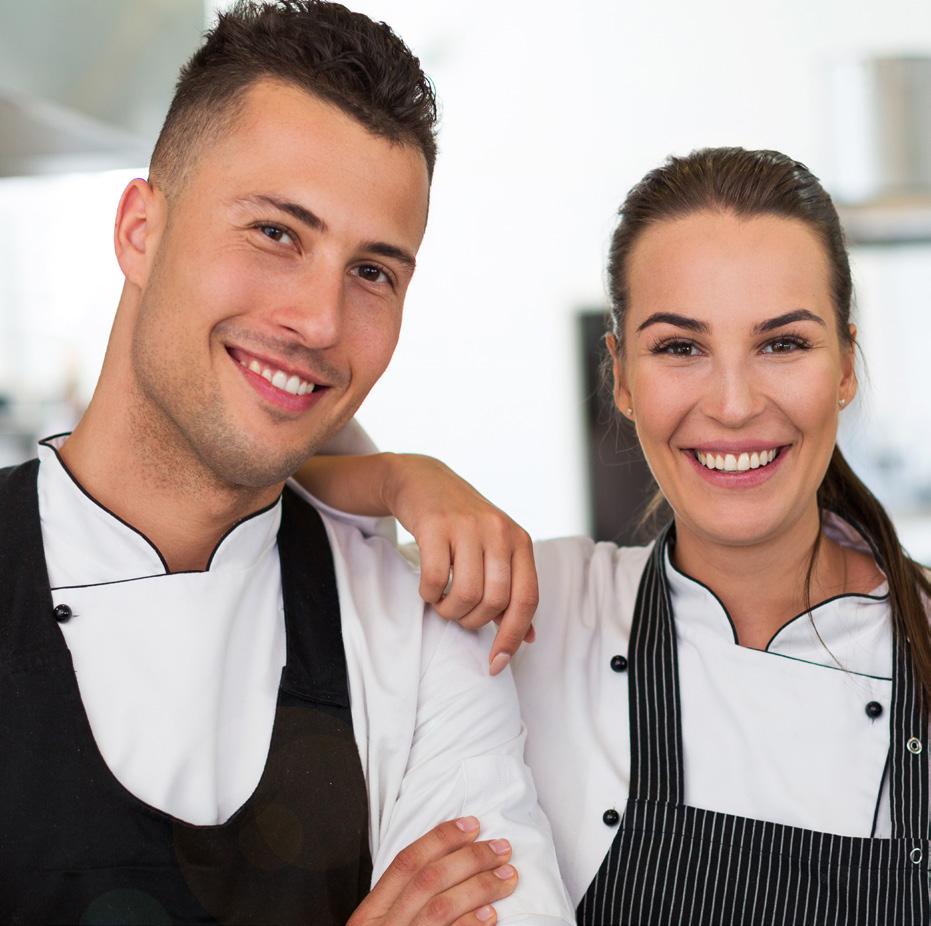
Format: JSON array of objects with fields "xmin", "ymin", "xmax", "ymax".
[
  {"xmin": 762, "ymin": 649, "xmax": 893, "ymax": 681},
  {"xmin": 51, "ymin": 574, "xmax": 168, "ymax": 591},
  {"xmin": 41, "ymin": 435, "xmax": 170, "ymax": 573},
  {"xmin": 664, "ymin": 533, "xmax": 740, "ymax": 645},
  {"xmin": 204, "ymin": 494, "xmax": 281, "ymax": 571},
  {"xmin": 763, "ymin": 589, "xmax": 889, "ymax": 652},
  {"xmin": 870, "ymin": 749, "xmax": 891, "ymax": 838},
  {"xmin": 665, "ymin": 531, "xmax": 890, "ymax": 652},
  {"xmin": 40, "ymin": 433, "xmax": 282, "ymax": 575}
]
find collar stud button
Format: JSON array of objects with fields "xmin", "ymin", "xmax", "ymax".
[
  {"xmin": 865, "ymin": 701, "xmax": 883, "ymax": 719},
  {"xmin": 53, "ymin": 603, "xmax": 73, "ymax": 623},
  {"xmin": 610, "ymin": 655, "xmax": 628, "ymax": 673},
  {"xmin": 603, "ymin": 808, "xmax": 620, "ymax": 827}
]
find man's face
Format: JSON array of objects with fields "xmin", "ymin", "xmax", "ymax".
[{"xmin": 131, "ymin": 79, "xmax": 429, "ymax": 487}]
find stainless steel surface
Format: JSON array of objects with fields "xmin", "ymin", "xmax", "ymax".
[
  {"xmin": 0, "ymin": 0, "xmax": 205, "ymax": 176},
  {"xmin": 828, "ymin": 55, "xmax": 931, "ymax": 244}
]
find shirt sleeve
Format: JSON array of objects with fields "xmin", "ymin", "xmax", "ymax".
[{"xmin": 371, "ymin": 616, "xmax": 574, "ymax": 924}]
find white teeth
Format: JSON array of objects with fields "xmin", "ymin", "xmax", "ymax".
[
  {"xmin": 696, "ymin": 448, "xmax": 781, "ymax": 472},
  {"xmin": 236, "ymin": 352, "xmax": 317, "ymax": 397}
]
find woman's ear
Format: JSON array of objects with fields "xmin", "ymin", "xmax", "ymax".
[
  {"xmin": 114, "ymin": 178, "xmax": 165, "ymax": 288},
  {"xmin": 839, "ymin": 323, "xmax": 858, "ymax": 407},
  {"xmin": 606, "ymin": 333, "xmax": 634, "ymax": 420}
]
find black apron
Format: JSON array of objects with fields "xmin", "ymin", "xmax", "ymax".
[
  {"xmin": 579, "ymin": 524, "xmax": 930, "ymax": 925},
  {"xmin": 0, "ymin": 459, "xmax": 373, "ymax": 925}
]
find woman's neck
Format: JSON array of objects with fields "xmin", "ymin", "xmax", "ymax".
[{"xmin": 671, "ymin": 509, "xmax": 883, "ymax": 649}]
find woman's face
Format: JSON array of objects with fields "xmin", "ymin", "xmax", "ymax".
[{"xmin": 613, "ymin": 210, "xmax": 856, "ymax": 549}]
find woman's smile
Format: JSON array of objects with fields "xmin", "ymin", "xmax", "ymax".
[
  {"xmin": 614, "ymin": 209, "xmax": 855, "ymax": 548},
  {"xmin": 682, "ymin": 442, "xmax": 792, "ymax": 488}
]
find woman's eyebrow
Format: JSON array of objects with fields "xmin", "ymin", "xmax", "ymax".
[
  {"xmin": 636, "ymin": 312, "xmax": 709, "ymax": 334},
  {"xmin": 754, "ymin": 309, "xmax": 826, "ymax": 333},
  {"xmin": 636, "ymin": 308, "xmax": 827, "ymax": 336}
]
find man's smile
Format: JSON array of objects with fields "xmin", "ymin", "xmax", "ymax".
[{"xmin": 227, "ymin": 345, "xmax": 330, "ymax": 413}]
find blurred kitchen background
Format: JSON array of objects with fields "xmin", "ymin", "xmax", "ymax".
[{"xmin": 1, "ymin": 0, "xmax": 930, "ymax": 558}]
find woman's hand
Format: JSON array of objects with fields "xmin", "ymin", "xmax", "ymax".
[
  {"xmin": 295, "ymin": 453, "xmax": 537, "ymax": 674},
  {"xmin": 382, "ymin": 454, "xmax": 537, "ymax": 673},
  {"xmin": 348, "ymin": 817, "xmax": 517, "ymax": 926}
]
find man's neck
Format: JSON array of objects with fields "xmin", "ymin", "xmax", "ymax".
[{"xmin": 61, "ymin": 388, "xmax": 282, "ymax": 573}]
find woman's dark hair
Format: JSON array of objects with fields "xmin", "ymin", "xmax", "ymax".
[
  {"xmin": 607, "ymin": 146, "xmax": 931, "ymax": 698},
  {"xmin": 150, "ymin": 0, "xmax": 438, "ymax": 197}
]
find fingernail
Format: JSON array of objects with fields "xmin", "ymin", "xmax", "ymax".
[
  {"xmin": 475, "ymin": 906, "xmax": 496, "ymax": 922},
  {"xmin": 489, "ymin": 652, "xmax": 510, "ymax": 676},
  {"xmin": 493, "ymin": 864, "xmax": 516, "ymax": 880},
  {"xmin": 489, "ymin": 838, "xmax": 510, "ymax": 855},
  {"xmin": 456, "ymin": 816, "xmax": 480, "ymax": 832}
]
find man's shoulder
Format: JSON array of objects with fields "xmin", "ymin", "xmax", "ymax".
[
  {"xmin": 0, "ymin": 458, "xmax": 39, "ymax": 513},
  {"xmin": 284, "ymin": 482, "xmax": 426, "ymax": 632},
  {"xmin": 0, "ymin": 457, "xmax": 39, "ymax": 482}
]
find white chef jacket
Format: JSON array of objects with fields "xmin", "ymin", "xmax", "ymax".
[
  {"xmin": 35, "ymin": 436, "xmax": 573, "ymax": 923},
  {"xmin": 328, "ymin": 511, "xmax": 903, "ymax": 907},
  {"xmin": 514, "ymin": 521, "xmax": 899, "ymax": 905},
  {"xmin": 237, "ymin": 419, "xmax": 930, "ymax": 908}
]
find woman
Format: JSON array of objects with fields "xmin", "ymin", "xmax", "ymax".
[{"xmin": 299, "ymin": 147, "xmax": 931, "ymax": 924}]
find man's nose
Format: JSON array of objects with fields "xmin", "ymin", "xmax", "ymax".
[{"xmin": 271, "ymin": 261, "xmax": 345, "ymax": 349}]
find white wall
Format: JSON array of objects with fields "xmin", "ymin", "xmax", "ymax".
[
  {"xmin": 4, "ymin": 0, "xmax": 931, "ymax": 544},
  {"xmin": 338, "ymin": 0, "xmax": 931, "ymax": 539}
]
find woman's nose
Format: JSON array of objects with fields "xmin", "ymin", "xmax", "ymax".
[{"xmin": 700, "ymin": 362, "xmax": 765, "ymax": 427}]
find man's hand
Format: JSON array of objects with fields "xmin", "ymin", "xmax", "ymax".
[
  {"xmin": 348, "ymin": 817, "xmax": 518, "ymax": 926},
  {"xmin": 381, "ymin": 454, "xmax": 538, "ymax": 675}
]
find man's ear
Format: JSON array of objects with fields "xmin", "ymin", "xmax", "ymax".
[
  {"xmin": 606, "ymin": 333, "xmax": 634, "ymax": 419},
  {"xmin": 114, "ymin": 179, "xmax": 165, "ymax": 288}
]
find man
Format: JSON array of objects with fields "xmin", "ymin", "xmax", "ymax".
[{"xmin": 0, "ymin": 3, "xmax": 572, "ymax": 924}]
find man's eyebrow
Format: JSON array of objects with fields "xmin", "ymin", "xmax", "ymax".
[
  {"xmin": 236, "ymin": 195, "xmax": 415, "ymax": 269},
  {"xmin": 362, "ymin": 241, "xmax": 416, "ymax": 270},
  {"xmin": 753, "ymin": 309, "xmax": 826, "ymax": 333},
  {"xmin": 238, "ymin": 194, "xmax": 327, "ymax": 232},
  {"xmin": 636, "ymin": 312, "xmax": 710, "ymax": 334}
]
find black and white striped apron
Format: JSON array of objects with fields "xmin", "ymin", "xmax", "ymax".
[{"xmin": 578, "ymin": 525, "xmax": 930, "ymax": 925}]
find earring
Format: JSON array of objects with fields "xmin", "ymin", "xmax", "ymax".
[
  {"xmin": 626, "ymin": 407, "xmax": 633, "ymax": 417},
  {"xmin": 839, "ymin": 398, "xmax": 846, "ymax": 408}
]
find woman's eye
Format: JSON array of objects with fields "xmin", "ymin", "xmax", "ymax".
[
  {"xmin": 354, "ymin": 264, "xmax": 391, "ymax": 286},
  {"xmin": 653, "ymin": 339, "xmax": 700, "ymax": 357},
  {"xmin": 762, "ymin": 336, "xmax": 810, "ymax": 354},
  {"xmin": 258, "ymin": 224, "xmax": 294, "ymax": 246}
]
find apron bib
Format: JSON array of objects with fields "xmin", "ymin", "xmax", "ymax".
[
  {"xmin": 578, "ymin": 525, "xmax": 930, "ymax": 925},
  {"xmin": 0, "ymin": 460, "xmax": 372, "ymax": 925}
]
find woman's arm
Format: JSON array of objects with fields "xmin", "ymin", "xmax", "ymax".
[{"xmin": 296, "ymin": 453, "xmax": 538, "ymax": 674}]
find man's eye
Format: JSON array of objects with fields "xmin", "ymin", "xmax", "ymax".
[
  {"xmin": 354, "ymin": 264, "xmax": 391, "ymax": 286},
  {"xmin": 258, "ymin": 224, "xmax": 294, "ymax": 246}
]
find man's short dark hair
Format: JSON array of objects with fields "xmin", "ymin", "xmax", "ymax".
[{"xmin": 150, "ymin": 0, "xmax": 438, "ymax": 196}]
